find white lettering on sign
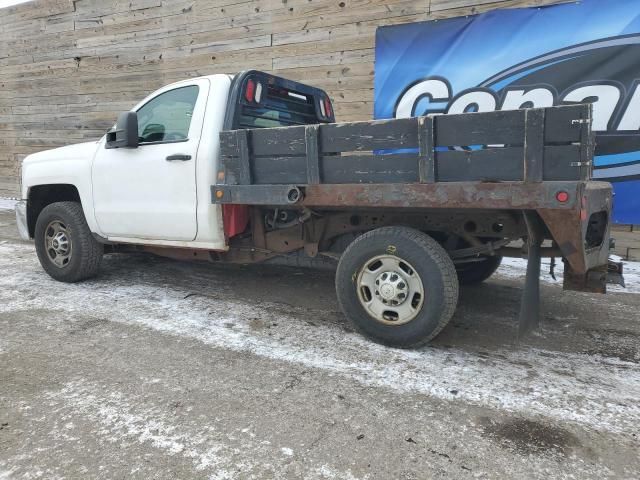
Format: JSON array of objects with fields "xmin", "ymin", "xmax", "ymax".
[
  {"xmin": 394, "ymin": 79, "xmax": 634, "ymax": 132},
  {"xmin": 395, "ymin": 79, "xmax": 450, "ymax": 118}
]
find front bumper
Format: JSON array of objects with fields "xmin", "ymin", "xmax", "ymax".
[{"xmin": 15, "ymin": 200, "xmax": 30, "ymax": 240}]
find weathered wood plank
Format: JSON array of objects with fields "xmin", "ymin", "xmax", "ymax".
[
  {"xmin": 252, "ymin": 156, "xmax": 309, "ymax": 184},
  {"xmin": 430, "ymin": 0, "xmax": 569, "ymax": 14},
  {"xmin": 436, "ymin": 110, "xmax": 526, "ymax": 147},
  {"xmin": 544, "ymin": 103, "xmax": 586, "ymax": 144},
  {"xmin": 250, "ymin": 126, "xmax": 307, "ymax": 156},
  {"xmin": 436, "ymin": 147, "xmax": 525, "ymax": 182},
  {"xmin": 319, "ymin": 117, "xmax": 418, "ymax": 153},
  {"xmin": 322, "ymin": 154, "xmax": 419, "ymax": 184},
  {"xmin": 543, "ymin": 144, "xmax": 582, "ymax": 181}
]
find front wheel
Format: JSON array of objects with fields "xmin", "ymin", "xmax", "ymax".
[
  {"xmin": 335, "ymin": 227, "xmax": 459, "ymax": 348},
  {"xmin": 34, "ymin": 201, "xmax": 103, "ymax": 282}
]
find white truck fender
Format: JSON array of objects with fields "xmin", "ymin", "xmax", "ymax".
[{"xmin": 21, "ymin": 140, "xmax": 104, "ymax": 237}]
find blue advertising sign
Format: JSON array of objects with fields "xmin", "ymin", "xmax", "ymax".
[{"xmin": 375, "ymin": 0, "xmax": 640, "ymax": 224}]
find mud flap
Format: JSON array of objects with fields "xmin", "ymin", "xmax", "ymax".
[{"xmin": 518, "ymin": 212, "xmax": 543, "ymax": 339}]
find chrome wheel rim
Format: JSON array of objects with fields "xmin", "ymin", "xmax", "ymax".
[
  {"xmin": 356, "ymin": 255, "xmax": 424, "ymax": 325},
  {"xmin": 44, "ymin": 220, "xmax": 72, "ymax": 268}
]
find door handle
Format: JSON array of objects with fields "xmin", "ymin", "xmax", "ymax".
[{"xmin": 166, "ymin": 154, "xmax": 192, "ymax": 161}]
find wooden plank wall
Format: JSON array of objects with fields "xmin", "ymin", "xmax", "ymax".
[{"xmin": 0, "ymin": 0, "xmax": 566, "ymax": 197}]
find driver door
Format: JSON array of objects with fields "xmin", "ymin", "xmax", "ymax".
[{"xmin": 92, "ymin": 78, "xmax": 209, "ymax": 241}]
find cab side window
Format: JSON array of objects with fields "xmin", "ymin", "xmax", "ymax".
[{"xmin": 136, "ymin": 86, "xmax": 199, "ymax": 144}]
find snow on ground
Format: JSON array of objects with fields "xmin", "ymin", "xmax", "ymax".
[
  {"xmin": 0, "ymin": 241, "xmax": 639, "ymax": 436},
  {"xmin": 42, "ymin": 379, "xmax": 304, "ymax": 475},
  {"xmin": 499, "ymin": 257, "xmax": 640, "ymax": 294},
  {"xmin": 0, "ymin": 198, "xmax": 17, "ymax": 211}
]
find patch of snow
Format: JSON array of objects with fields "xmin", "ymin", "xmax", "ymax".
[
  {"xmin": 0, "ymin": 198, "xmax": 18, "ymax": 211},
  {"xmin": 497, "ymin": 257, "xmax": 640, "ymax": 294},
  {"xmin": 1, "ymin": 242, "xmax": 639, "ymax": 436},
  {"xmin": 281, "ymin": 447, "xmax": 294, "ymax": 456},
  {"xmin": 44, "ymin": 380, "xmax": 362, "ymax": 479},
  {"xmin": 0, "ymin": 469, "xmax": 17, "ymax": 480},
  {"xmin": 44, "ymin": 381, "xmax": 229, "ymax": 472},
  {"xmin": 0, "ymin": 466, "xmax": 61, "ymax": 480},
  {"xmin": 314, "ymin": 465, "xmax": 366, "ymax": 480}
]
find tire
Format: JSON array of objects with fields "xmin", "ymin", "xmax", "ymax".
[
  {"xmin": 335, "ymin": 226, "xmax": 459, "ymax": 348},
  {"xmin": 34, "ymin": 201, "xmax": 103, "ymax": 282},
  {"xmin": 456, "ymin": 256, "xmax": 502, "ymax": 285}
]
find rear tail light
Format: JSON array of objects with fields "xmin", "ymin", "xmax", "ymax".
[
  {"xmin": 556, "ymin": 191, "xmax": 569, "ymax": 203},
  {"xmin": 324, "ymin": 97, "xmax": 333, "ymax": 118},
  {"xmin": 254, "ymin": 82, "xmax": 263, "ymax": 103},
  {"xmin": 244, "ymin": 79, "xmax": 255, "ymax": 102},
  {"xmin": 318, "ymin": 96, "xmax": 333, "ymax": 119}
]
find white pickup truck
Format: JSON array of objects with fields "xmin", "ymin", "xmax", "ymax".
[{"xmin": 17, "ymin": 70, "xmax": 618, "ymax": 347}]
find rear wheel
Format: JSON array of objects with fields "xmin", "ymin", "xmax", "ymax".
[
  {"xmin": 34, "ymin": 201, "xmax": 103, "ymax": 282},
  {"xmin": 456, "ymin": 256, "xmax": 502, "ymax": 285},
  {"xmin": 335, "ymin": 227, "xmax": 459, "ymax": 348}
]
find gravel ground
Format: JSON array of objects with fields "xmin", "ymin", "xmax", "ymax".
[{"xmin": 0, "ymin": 207, "xmax": 639, "ymax": 480}]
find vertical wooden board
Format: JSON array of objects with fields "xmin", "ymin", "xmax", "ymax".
[
  {"xmin": 221, "ymin": 156, "xmax": 241, "ymax": 185},
  {"xmin": 235, "ymin": 130, "xmax": 252, "ymax": 185},
  {"xmin": 578, "ymin": 103, "xmax": 594, "ymax": 181},
  {"xmin": 305, "ymin": 124, "xmax": 321, "ymax": 184},
  {"xmin": 219, "ymin": 130, "xmax": 238, "ymax": 158},
  {"xmin": 417, "ymin": 116, "xmax": 435, "ymax": 183},
  {"xmin": 523, "ymin": 108, "xmax": 545, "ymax": 183}
]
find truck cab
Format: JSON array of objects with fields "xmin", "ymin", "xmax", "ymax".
[{"xmin": 18, "ymin": 71, "xmax": 333, "ymax": 252}]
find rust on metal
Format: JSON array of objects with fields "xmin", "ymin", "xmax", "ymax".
[
  {"xmin": 563, "ymin": 263, "xmax": 607, "ymax": 294},
  {"xmin": 215, "ymin": 181, "xmax": 585, "ymax": 210},
  {"xmin": 300, "ymin": 182, "xmax": 581, "ymax": 210},
  {"xmin": 538, "ymin": 181, "xmax": 611, "ymax": 274}
]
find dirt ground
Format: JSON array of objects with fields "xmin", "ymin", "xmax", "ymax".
[{"xmin": 0, "ymin": 208, "xmax": 639, "ymax": 480}]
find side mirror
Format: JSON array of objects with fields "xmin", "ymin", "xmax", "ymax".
[{"xmin": 106, "ymin": 111, "xmax": 139, "ymax": 149}]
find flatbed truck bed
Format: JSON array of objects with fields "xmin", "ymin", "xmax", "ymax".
[{"xmin": 212, "ymin": 103, "xmax": 616, "ymax": 344}]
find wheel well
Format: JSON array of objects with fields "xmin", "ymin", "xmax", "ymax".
[{"xmin": 27, "ymin": 184, "xmax": 81, "ymax": 237}]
